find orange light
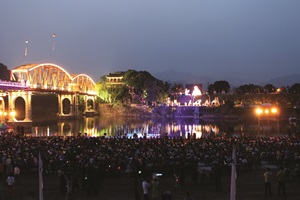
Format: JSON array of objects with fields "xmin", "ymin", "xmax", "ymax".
[
  {"xmin": 256, "ymin": 108, "xmax": 263, "ymax": 115},
  {"xmin": 9, "ymin": 110, "xmax": 16, "ymax": 117},
  {"xmin": 271, "ymin": 108, "xmax": 278, "ymax": 114}
]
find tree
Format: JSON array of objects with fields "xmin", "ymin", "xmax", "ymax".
[
  {"xmin": 96, "ymin": 82, "xmax": 111, "ymax": 103},
  {"xmin": 0, "ymin": 63, "xmax": 10, "ymax": 80},
  {"xmin": 207, "ymin": 80, "xmax": 230, "ymax": 94},
  {"xmin": 288, "ymin": 83, "xmax": 300, "ymax": 94},
  {"xmin": 97, "ymin": 69, "xmax": 170, "ymax": 105},
  {"xmin": 144, "ymin": 79, "xmax": 159, "ymax": 105},
  {"xmin": 171, "ymin": 83, "xmax": 184, "ymax": 93},
  {"xmin": 109, "ymin": 85, "xmax": 130, "ymax": 105},
  {"xmin": 235, "ymin": 84, "xmax": 263, "ymax": 94},
  {"xmin": 263, "ymin": 84, "xmax": 276, "ymax": 94}
]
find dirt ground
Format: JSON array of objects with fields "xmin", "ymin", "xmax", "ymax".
[{"xmin": 1, "ymin": 166, "xmax": 300, "ymax": 200}]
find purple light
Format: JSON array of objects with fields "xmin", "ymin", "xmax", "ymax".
[{"xmin": 0, "ymin": 81, "xmax": 29, "ymax": 89}]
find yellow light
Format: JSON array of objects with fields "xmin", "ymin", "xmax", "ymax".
[
  {"xmin": 256, "ymin": 108, "xmax": 263, "ymax": 115},
  {"xmin": 271, "ymin": 108, "xmax": 278, "ymax": 114},
  {"xmin": 0, "ymin": 111, "xmax": 3, "ymax": 116},
  {"xmin": 10, "ymin": 110, "xmax": 16, "ymax": 117},
  {"xmin": 264, "ymin": 109, "xmax": 269, "ymax": 114}
]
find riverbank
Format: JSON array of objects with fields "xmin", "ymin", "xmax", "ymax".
[
  {"xmin": 99, "ymin": 104, "xmax": 293, "ymax": 121},
  {"xmin": 98, "ymin": 104, "xmax": 158, "ymax": 118}
]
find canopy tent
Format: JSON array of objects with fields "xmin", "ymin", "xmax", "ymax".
[{"xmin": 0, "ymin": 123, "xmax": 13, "ymax": 130}]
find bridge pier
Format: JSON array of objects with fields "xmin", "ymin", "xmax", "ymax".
[
  {"xmin": 83, "ymin": 95, "xmax": 98, "ymax": 116},
  {"xmin": 57, "ymin": 120, "xmax": 79, "ymax": 136},
  {"xmin": 83, "ymin": 117, "xmax": 97, "ymax": 136},
  {"xmin": 7, "ymin": 91, "xmax": 32, "ymax": 123},
  {"xmin": 57, "ymin": 94, "xmax": 98, "ymax": 118},
  {"xmin": 57, "ymin": 94, "xmax": 79, "ymax": 118}
]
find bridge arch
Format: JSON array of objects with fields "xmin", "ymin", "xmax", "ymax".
[
  {"xmin": 11, "ymin": 63, "xmax": 73, "ymax": 91},
  {"xmin": 7, "ymin": 91, "xmax": 32, "ymax": 122},
  {"xmin": 11, "ymin": 63, "xmax": 96, "ymax": 93},
  {"xmin": 71, "ymin": 74, "xmax": 96, "ymax": 94},
  {"xmin": 62, "ymin": 98, "xmax": 71, "ymax": 115},
  {"xmin": 15, "ymin": 97, "xmax": 26, "ymax": 120}
]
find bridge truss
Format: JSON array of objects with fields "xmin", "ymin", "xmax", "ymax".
[{"xmin": 10, "ymin": 63, "xmax": 96, "ymax": 94}]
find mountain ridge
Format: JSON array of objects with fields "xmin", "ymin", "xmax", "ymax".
[{"xmin": 154, "ymin": 69, "xmax": 300, "ymax": 89}]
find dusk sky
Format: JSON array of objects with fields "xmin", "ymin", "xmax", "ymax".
[{"xmin": 1, "ymin": 0, "xmax": 300, "ymax": 83}]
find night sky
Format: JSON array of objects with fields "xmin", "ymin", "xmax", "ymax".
[{"xmin": 1, "ymin": 0, "xmax": 300, "ymax": 82}]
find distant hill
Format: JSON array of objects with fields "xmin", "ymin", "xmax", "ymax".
[
  {"xmin": 154, "ymin": 69, "xmax": 300, "ymax": 90},
  {"xmin": 265, "ymin": 74, "xmax": 300, "ymax": 87},
  {"xmin": 153, "ymin": 69, "xmax": 213, "ymax": 89}
]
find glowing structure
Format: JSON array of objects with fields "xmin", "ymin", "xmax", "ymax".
[
  {"xmin": 11, "ymin": 63, "xmax": 96, "ymax": 95},
  {"xmin": 255, "ymin": 104, "xmax": 279, "ymax": 134},
  {"xmin": 1, "ymin": 63, "xmax": 97, "ymax": 123},
  {"xmin": 192, "ymin": 86, "xmax": 202, "ymax": 96}
]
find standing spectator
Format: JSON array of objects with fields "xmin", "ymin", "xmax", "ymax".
[
  {"xmin": 184, "ymin": 192, "xmax": 193, "ymax": 200},
  {"xmin": 213, "ymin": 163, "xmax": 222, "ymax": 192},
  {"xmin": 190, "ymin": 161, "xmax": 198, "ymax": 185},
  {"xmin": 200, "ymin": 169, "xmax": 208, "ymax": 183},
  {"xmin": 6, "ymin": 173, "xmax": 15, "ymax": 198},
  {"xmin": 277, "ymin": 167, "xmax": 286, "ymax": 197},
  {"xmin": 179, "ymin": 165, "xmax": 185, "ymax": 188},
  {"xmin": 142, "ymin": 178, "xmax": 150, "ymax": 200},
  {"xmin": 293, "ymin": 164, "xmax": 300, "ymax": 182},
  {"xmin": 0, "ymin": 161, "xmax": 4, "ymax": 182},
  {"xmin": 151, "ymin": 176, "xmax": 160, "ymax": 200},
  {"xmin": 263, "ymin": 168, "xmax": 272, "ymax": 197},
  {"xmin": 14, "ymin": 166, "xmax": 21, "ymax": 185},
  {"xmin": 5, "ymin": 157, "xmax": 13, "ymax": 176}
]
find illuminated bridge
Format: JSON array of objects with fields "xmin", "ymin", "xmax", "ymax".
[{"xmin": 0, "ymin": 63, "xmax": 98, "ymax": 123}]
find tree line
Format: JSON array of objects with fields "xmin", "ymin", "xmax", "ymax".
[{"xmin": 96, "ymin": 69, "xmax": 300, "ymax": 107}]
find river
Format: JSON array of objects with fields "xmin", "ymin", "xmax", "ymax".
[{"xmin": 23, "ymin": 116, "xmax": 298, "ymax": 138}]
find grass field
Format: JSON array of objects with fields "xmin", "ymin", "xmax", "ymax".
[{"xmin": 2, "ymin": 166, "xmax": 300, "ymax": 200}]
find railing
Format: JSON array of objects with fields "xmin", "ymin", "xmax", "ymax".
[{"xmin": 0, "ymin": 80, "xmax": 29, "ymax": 88}]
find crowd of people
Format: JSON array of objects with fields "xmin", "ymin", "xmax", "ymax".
[{"xmin": 0, "ymin": 130, "xmax": 300, "ymax": 198}]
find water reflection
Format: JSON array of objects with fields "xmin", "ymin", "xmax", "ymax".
[{"xmin": 29, "ymin": 116, "xmax": 295, "ymax": 138}]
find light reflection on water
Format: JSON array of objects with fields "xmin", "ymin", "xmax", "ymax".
[{"xmin": 29, "ymin": 116, "xmax": 295, "ymax": 138}]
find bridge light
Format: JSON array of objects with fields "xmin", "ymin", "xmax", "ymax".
[{"xmin": 9, "ymin": 110, "xmax": 16, "ymax": 118}]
